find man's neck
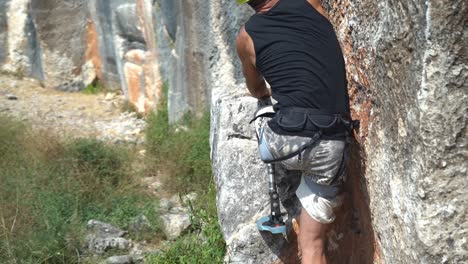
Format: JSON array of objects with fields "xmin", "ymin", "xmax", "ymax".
[{"xmin": 254, "ymin": 0, "xmax": 279, "ymax": 14}]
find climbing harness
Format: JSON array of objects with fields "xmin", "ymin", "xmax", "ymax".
[
  {"xmin": 251, "ymin": 98, "xmax": 359, "ymax": 237},
  {"xmin": 271, "ymin": 106, "xmax": 358, "ymax": 139},
  {"xmin": 252, "ymin": 106, "xmax": 357, "ymax": 164}
]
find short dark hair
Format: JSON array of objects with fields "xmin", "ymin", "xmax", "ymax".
[{"xmin": 247, "ymin": 0, "xmax": 267, "ymax": 9}]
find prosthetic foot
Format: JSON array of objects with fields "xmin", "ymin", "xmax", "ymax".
[{"xmin": 256, "ymin": 163, "xmax": 287, "ymax": 237}]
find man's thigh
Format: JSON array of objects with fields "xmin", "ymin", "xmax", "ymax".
[
  {"xmin": 287, "ymin": 139, "xmax": 347, "ymax": 185},
  {"xmin": 293, "ymin": 140, "xmax": 347, "ymax": 224}
]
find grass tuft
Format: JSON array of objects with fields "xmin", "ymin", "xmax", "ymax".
[{"xmin": 82, "ymin": 80, "xmax": 104, "ymax": 95}]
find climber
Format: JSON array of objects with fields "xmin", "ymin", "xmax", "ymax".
[{"xmin": 236, "ymin": 0, "xmax": 354, "ymax": 263}]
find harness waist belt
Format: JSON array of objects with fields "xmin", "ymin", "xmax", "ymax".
[
  {"xmin": 279, "ymin": 107, "xmax": 351, "ymax": 120},
  {"xmin": 272, "ymin": 107, "xmax": 356, "ymax": 136}
]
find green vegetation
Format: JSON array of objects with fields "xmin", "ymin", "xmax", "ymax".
[
  {"xmin": 145, "ymin": 112, "xmax": 211, "ymax": 193},
  {"xmin": 0, "ymin": 82, "xmax": 225, "ymax": 263},
  {"xmin": 82, "ymin": 80, "xmax": 104, "ymax": 94},
  {"xmin": 144, "ymin": 84, "xmax": 225, "ymax": 263},
  {"xmin": 0, "ymin": 115, "xmax": 160, "ymax": 263},
  {"xmin": 145, "ymin": 83, "xmax": 212, "ymax": 193}
]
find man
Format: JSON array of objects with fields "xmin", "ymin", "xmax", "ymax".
[{"xmin": 236, "ymin": 0, "xmax": 352, "ymax": 263}]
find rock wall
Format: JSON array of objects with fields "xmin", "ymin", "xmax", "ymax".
[
  {"xmin": 206, "ymin": 0, "xmax": 467, "ymax": 263},
  {"xmin": 322, "ymin": 0, "xmax": 467, "ymax": 263},
  {"xmin": 0, "ymin": 0, "xmax": 8, "ymax": 65},
  {"xmin": 30, "ymin": 0, "xmax": 88, "ymax": 88},
  {"xmin": 0, "ymin": 0, "xmax": 162, "ymax": 113},
  {"xmin": 154, "ymin": 0, "xmax": 213, "ymax": 122}
]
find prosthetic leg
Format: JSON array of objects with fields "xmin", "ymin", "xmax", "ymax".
[
  {"xmin": 252, "ymin": 99, "xmax": 287, "ymax": 237},
  {"xmin": 256, "ymin": 163, "xmax": 287, "ymax": 236}
]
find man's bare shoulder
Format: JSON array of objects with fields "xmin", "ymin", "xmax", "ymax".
[
  {"xmin": 236, "ymin": 25, "xmax": 255, "ymax": 62},
  {"xmin": 306, "ymin": 0, "xmax": 321, "ymax": 8},
  {"xmin": 236, "ymin": 26, "xmax": 249, "ymax": 52}
]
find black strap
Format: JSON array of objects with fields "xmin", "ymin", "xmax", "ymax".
[{"xmin": 279, "ymin": 107, "xmax": 351, "ymax": 119}]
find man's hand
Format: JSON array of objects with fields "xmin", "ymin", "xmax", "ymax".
[{"xmin": 236, "ymin": 26, "xmax": 271, "ymax": 99}]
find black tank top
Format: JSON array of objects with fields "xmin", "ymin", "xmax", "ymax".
[{"xmin": 245, "ymin": 0, "xmax": 350, "ymax": 115}]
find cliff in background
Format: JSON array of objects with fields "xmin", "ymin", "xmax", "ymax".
[
  {"xmin": 0, "ymin": 0, "xmax": 466, "ymax": 263},
  {"xmin": 0, "ymin": 0, "xmax": 162, "ymax": 112}
]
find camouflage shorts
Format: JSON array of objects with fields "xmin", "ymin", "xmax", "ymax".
[{"xmin": 257, "ymin": 117, "xmax": 348, "ymax": 223}]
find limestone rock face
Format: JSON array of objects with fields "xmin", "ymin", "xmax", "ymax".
[
  {"xmin": 0, "ymin": 0, "xmax": 8, "ymax": 64},
  {"xmin": 322, "ymin": 0, "xmax": 467, "ymax": 263},
  {"xmin": 0, "ymin": 0, "xmax": 162, "ymax": 113},
  {"xmin": 211, "ymin": 94, "xmax": 302, "ymax": 263},
  {"xmin": 154, "ymin": 0, "xmax": 213, "ymax": 122},
  {"xmin": 29, "ymin": 0, "xmax": 88, "ymax": 90}
]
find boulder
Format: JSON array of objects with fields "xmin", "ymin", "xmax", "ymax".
[
  {"xmin": 87, "ymin": 220, "xmax": 127, "ymax": 238},
  {"xmin": 160, "ymin": 212, "xmax": 191, "ymax": 240},
  {"xmin": 159, "ymin": 194, "xmax": 195, "ymax": 240},
  {"xmin": 86, "ymin": 220, "xmax": 131, "ymax": 255},
  {"xmin": 129, "ymin": 214, "xmax": 152, "ymax": 233},
  {"xmin": 104, "ymin": 255, "xmax": 133, "ymax": 264},
  {"xmin": 211, "ymin": 91, "xmax": 302, "ymax": 264}
]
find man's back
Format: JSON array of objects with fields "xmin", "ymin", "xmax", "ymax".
[{"xmin": 245, "ymin": 0, "xmax": 349, "ymax": 114}]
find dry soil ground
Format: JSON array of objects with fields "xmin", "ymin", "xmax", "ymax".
[{"xmin": 0, "ymin": 74, "xmax": 146, "ymax": 144}]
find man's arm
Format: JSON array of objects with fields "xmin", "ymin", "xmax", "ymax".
[{"xmin": 236, "ymin": 26, "xmax": 271, "ymax": 99}]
